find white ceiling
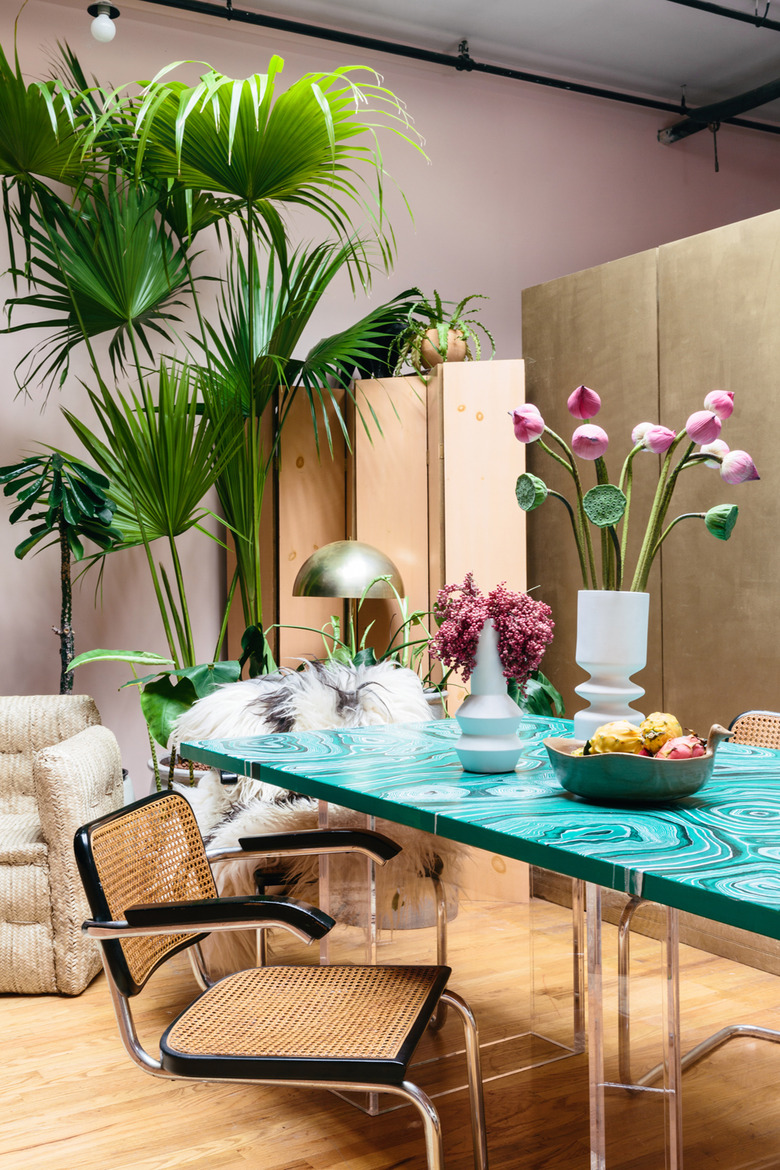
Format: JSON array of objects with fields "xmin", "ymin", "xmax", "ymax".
[{"xmin": 214, "ymin": 0, "xmax": 780, "ymax": 127}]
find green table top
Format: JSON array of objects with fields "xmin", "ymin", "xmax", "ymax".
[{"xmin": 182, "ymin": 715, "xmax": 780, "ymax": 941}]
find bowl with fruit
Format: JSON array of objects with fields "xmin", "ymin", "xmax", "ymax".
[{"xmin": 544, "ymin": 713, "xmax": 731, "ymax": 803}]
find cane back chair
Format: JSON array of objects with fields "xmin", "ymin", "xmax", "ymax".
[{"xmin": 74, "ymin": 791, "xmax": 488, "ymax": 1170}]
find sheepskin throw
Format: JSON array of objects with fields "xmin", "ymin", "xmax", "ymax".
[{"xmin": 172, "ymin": 661, "xmax": 462, "ymax": 976}]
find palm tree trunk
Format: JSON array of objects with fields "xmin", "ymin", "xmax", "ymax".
[{"xmin": 58, "ymin": 512, "xmax": 74, "ymax": 695}]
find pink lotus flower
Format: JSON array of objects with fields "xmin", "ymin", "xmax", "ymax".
[
  {"xmin": 686, "ymin": 410, "xmax": 722, "ymax": 445},
  {"xmin": 571, "ymin": 424, "xmax": 609, "ymax": 460},
  {"xmin": 512, "ymin": 405, "xmax": 545, "ymax": 444},
  {"xmin": 631, "ymin": 422, "xmax": 654, "ymax": 445},
  {"xmin": 720, "ymin": 449, "xmax": 760, "ymax": 484},
  {"xmin": 655, "ymin": 734, "xmax": 706, "ymax": 760},
  {"xmin": 567, "ymin": 385, "xmax": 601, "ymax": 420},
  {"xmin": 700, "ymin": 438, "xmax": 729, "ymax": 469},
  {"xmin": 643, "ymin": 425, "xmax": 676, "ymax": 454},
  {"xmin": 703, "ymin": 390, "xmax": 734, "ymax": 421}
]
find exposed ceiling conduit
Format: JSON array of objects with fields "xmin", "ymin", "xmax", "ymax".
[
  {"xmin": 662, "ymin": 0, "xmax": 780, "ymax": 34},
  {"xmin": 660, "ymin": 73, "xmax": 780, "ymax": 141},
  {"xmin": 136, "ymin": 0, "xmax": 780, "ymax": 137}
]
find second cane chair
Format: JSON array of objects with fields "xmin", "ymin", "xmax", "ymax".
[
  {"xmin": 74, "ymin": 791, "xmax": 488, "ymax": 1170},
  {"xmin": 618, "ymin": 708, "xmax": 780, "ymax": 1086}
]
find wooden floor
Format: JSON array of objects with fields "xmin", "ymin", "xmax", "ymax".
[{"xmin": 4, "ymin": 897, "xmax": 780, "ymax": 1169}]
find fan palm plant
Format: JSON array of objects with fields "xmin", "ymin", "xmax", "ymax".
[{"xmin": 1, "ymin": 41, "xmax": 424, "ymax": 692}]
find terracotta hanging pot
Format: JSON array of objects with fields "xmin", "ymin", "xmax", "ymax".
[{"xmin": 420, "ymin": 327, "xmax": 467, "ymax": 369}]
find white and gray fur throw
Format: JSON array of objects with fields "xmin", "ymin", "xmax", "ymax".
[{"xmin": 171, "ymin": 661, "xmax": 462, "ymax": 975}]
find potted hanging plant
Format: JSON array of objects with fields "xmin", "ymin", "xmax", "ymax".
[{"xmin": 391, "ymin": 289, "xmax": 495, "ymax": 376}]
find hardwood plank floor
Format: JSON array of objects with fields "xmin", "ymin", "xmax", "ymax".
[{"xmin": 3, "ymin": 898, "xmax": 780, "ymax": 1169}]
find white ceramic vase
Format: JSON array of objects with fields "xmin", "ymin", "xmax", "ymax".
[
  {"xmin": 573, "ymin": 589, "xmax": 650, "ymax": 741},
  {"xmin": 455, "ymin": 620, "xmax": 524, "ymax": 773}
]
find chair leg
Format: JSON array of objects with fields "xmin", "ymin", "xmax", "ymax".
[
  {"xmin": 393, "ymin": 1081, "xmax": 445, "ymax": 1170},
  {"xmin": 441, "ymin": 988, "xmax": 490, "ymax": 1170}
]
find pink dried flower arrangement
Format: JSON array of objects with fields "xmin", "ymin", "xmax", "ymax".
[{"xmin": 429, "ymin": 573, "xmax": 555, "ymax": 686}]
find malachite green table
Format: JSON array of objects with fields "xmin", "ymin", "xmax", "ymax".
[{"xmin": 182, "ymin": 715, "xmax": 780, "ymax": 1169}]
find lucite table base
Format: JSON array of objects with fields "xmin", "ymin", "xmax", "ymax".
[{"xmin": 317, "ymin": 801, "xmax": 586, "ymax": 1117}]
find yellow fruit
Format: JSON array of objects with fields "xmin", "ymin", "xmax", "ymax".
[
  {"xmin": 588, "ymin": 720, "xmax": 644, "ymax": 755},
  {"xmin": 640, "ymin": 712, "xmax": 683, "ymax": 755}
]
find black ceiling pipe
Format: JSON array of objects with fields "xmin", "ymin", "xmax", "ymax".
[
  {"xmin": 661, "ymin": 0, "xmax": 780, "ymax": 34},
  {"xmin": 660, "ymin": 73, "xmax": 780, "ymax": 142},
  {"xmin": 136, "ymin": 0, "xmax": 780, "ymax": 136}
]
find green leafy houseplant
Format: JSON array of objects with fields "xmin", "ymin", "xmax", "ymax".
[
  {"xmin": 392, "ymin": 289, "xmax": 496, "ymax": 377},
  {"xmin": 0, "ymin": 453, "xmax": 121, "ymax": 693},
  {"xmin": 0, "ymin": 40, "xmax": 426, "ymax": 717}
]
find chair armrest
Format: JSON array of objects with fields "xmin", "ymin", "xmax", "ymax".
[
  {"xmin": 235, "ymin": 828, "xmax": 402, "ymax": 865},
  {"xmin": 83, "ymin": 895, "xmax": 335, "ymax": 943}
]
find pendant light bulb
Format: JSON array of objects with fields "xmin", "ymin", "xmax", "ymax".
[{"xmin": 88, "ymin": 2, "xmax": 119, "ymax": 42}]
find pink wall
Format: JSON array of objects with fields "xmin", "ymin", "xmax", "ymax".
[{"xmin": 2, "ymin": 0, "xmax": 778, "ymax": 790}]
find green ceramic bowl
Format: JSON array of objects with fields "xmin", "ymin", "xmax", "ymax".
[{"xmin": 544, "ymin": 724, "xmax": 731, "ymax": 803}]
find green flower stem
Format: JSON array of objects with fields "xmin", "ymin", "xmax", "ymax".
[
  {"xmin": 548, "ymin": 489, "xmax": 590, "ymax": 588},
  {"xmin": 542, "ymin": 428, "xmax": 598, "ymax": 588},
  {"xmin": 650, "ymin": 513, "xmax": 704, "ymax": 558},
  {"xmin": 595, "ymin": 456, "xmax": 614, "ymax": 590},
  {"xmin": 608, "ymin": 525, "xmax": 623, "ymax": 591},
  {"xmin": 630, "ymin": 433, "xmax": 693, "ymax": 591},
  {"xmin": 618, "ymin": 443, "xmax": 642, "ymax": 568}
]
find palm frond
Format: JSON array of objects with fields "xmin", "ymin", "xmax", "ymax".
[
  {"xmin": 121, "ymin": 59, "xmax": 425, "ymax": 277},
  {"xmin": 4, "ymin": 173, "xmax": 190, "ymax": 392}
]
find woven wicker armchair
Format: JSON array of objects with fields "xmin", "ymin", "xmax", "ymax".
[
  {"xmin": 75, "ymin": 792, "xmax": 488, "ymax": 1170},
  {"xmin": 0, "ymin": 695, "xmax": 123, "ymax": 995}
]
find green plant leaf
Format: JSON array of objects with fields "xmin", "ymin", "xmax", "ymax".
[
  {"xmin": 68, "ymin": 648, "xmax": 176, "ymax": 670},
  {"xmin": 139, "ymin": 673, "xmax": 200, "ymax": 747}
]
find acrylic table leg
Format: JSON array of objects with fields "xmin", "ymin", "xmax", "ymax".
[
  {"xmin": 586, "ymin": 882, "xmax": 606, "ymax": 1170},
  {"xmin": 572, "ymin": 878, "xmax": 586, "ymax": 1053},
  {"xmin": 318, "ymin": 800, "xmax": 330, "ymax": 966},
  {"xmin": 663, "ymin": 905, "xmax": 683, "ymax": 1169}
]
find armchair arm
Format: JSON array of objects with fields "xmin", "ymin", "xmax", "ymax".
[
  {"xmin": 34, "ymin": 724, "xmax": 124, "ymax": 995},
  {"xmin": 83, "ymin": 894, "xmax": 335, "ymax": 944},
  {"xmin": 230, "ymin": 828, "xmax": 402, "ymax": 865}
]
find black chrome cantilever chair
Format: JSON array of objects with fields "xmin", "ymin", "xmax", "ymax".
[{"xmin": 74, "ymin": 791, "xmax": 488, "ymax": 1170}]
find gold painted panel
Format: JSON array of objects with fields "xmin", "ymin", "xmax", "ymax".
[
  {"xmin": 658, "ymin": 210, "xmax": 780, "ymax": 731},
  {"xmin": 522, "ymin": 251, "xmax": 662, "ymax": 720}
]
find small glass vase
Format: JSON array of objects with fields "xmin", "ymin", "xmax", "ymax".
[
  {"xmin": 455, "ymin": 620, "xmax": 524, "ymax": 773},
  {"xmin": 573, "ymin": 589, "xmax": 650, "ymax": 741}
]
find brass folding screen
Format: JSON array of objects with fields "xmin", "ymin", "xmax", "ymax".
[{"xmin": 522, "ymin": 208, "xmax": 780, "ymax": 731}]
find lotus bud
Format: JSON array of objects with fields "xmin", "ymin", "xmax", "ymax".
[
  {"xmin": 516, "ymin": 472, "xmax": 548, "ymax": 512},
  {"xmin": 572, "ymin": 424, "xmax": 609, "ymax": 460},
  {"xmin": 567, "ymin": 384, "xmax": 601, "ymax": 419},
  {"xmin": 643, "ymin": 425, "xmax": 676, "ymax": 454},
  {"xmin": 720, "ymin": 449, "xmax": 759, "ymax": 485},
  {"xmin": 686, "ymin": 410, "xmax": 722, "ymax": 445},
  {"xmin": 704, "ymin": 504, "xmax": 738, "ymax": 541},
  {"xmin": 631, "ymin": 421, "xmax": 654, "ymax": 445},
  {"xmin": 655, "ymin": 734, "xmax": 706, "ymax": 759},
  {"xmin": 700, "ymin": 438, "xmax": 729, "ymax": 469},
  {"xmin": 587, "ymin": 720, "xmax": 644, "ymax": 755},
  {"xmin": 640, "ymin": 712, "xmax": 683, "ymax": 755},
  {"xmin": 512, "ymin": 405, "xmax": 545, "ymax": 443},
  {"xmin": 703, "ymin": 390, "xmax": 734, "ymax": 421}
]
